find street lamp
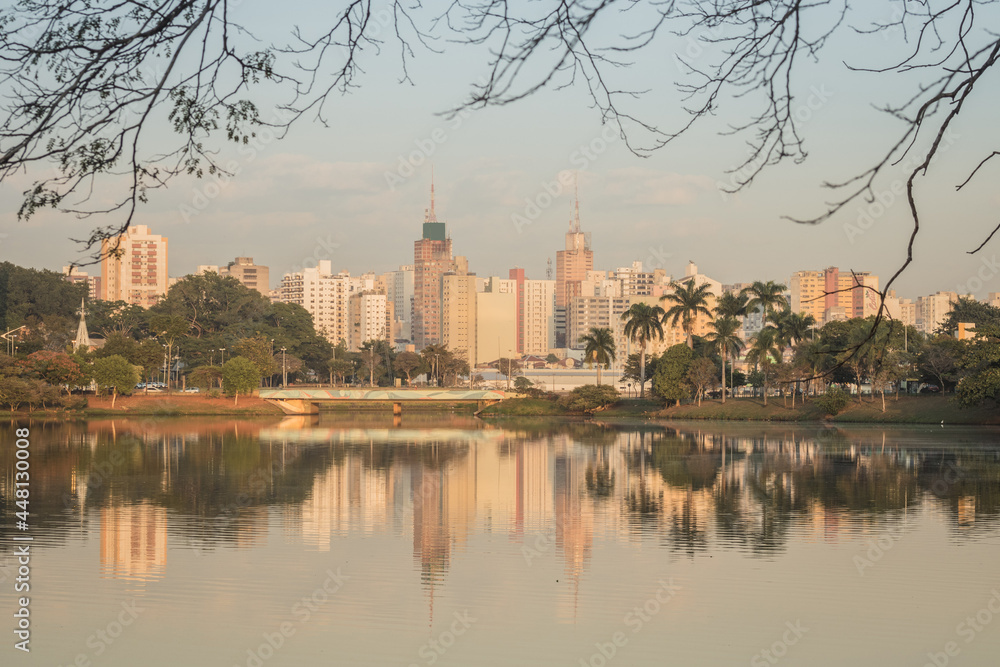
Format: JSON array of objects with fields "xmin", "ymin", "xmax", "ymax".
[
  {"xmin": 280, "ymin": 347, "xmax": 287, "ymax": 387},
  {"xmin": 220, "ymin": 347, "xmax": 226, "ymax": 365}
]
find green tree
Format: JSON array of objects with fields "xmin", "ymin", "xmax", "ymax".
[
  {"xmin": 96, "ymin": 332, "xmax": 140, "ymax": 361},
  {"xmin": 91, "ymin": 355, "xmax": 139, "ymax": 408},
  {"xmin": 0, "ymin": 262, "xmax": 86, "ymax": 331},
  {"xmin": 740, "ymin": 280, "xmax": 788, "ymax": 322},
  {"xmin": 557, "ymin": 385, "xmax": 620, "ymax": 412},
  {"xmin": 136, "ymin": 339, "xmax": 165, "ymax": 391},
  {"xmin": 660, "ymin": 278, "xmax": 713, "ymax": 349},
  {"xmin": 149, "ymin": 314, "xmax": 190, "ymax": 390},
  {"xmin": 685, "ymin": 357, "xmax": 718, "ymax": 406},
  {"xmin": 234, "ymin": 334, "xmax": 277, "ymax": 385},
  {"xmin": 188, "ymin": 365, "xmax": 223, "ymax": 390},
  {"xmin": 956, "ymin": 324, "xmax": 1000, "ymax": 407},
  {"xmin": 513, "ymin": 376, "xmax": 533, "ymax": 392},
  {"xmin": 327, "ymin": 358, "xmax": 354, "ymax": 386},
  {"xmin": 497, "ymin": 357, "xmax": 521, "ymax": 391},
  {"xmin": 393, "ymin": 351, "xmax": 424, "ymax": 385},
  {"xmin": 19, "ymin": 350, "xmax": 84, "ymax": 394},
  {"xmin": 706, "ymin": 316, "xmax": 744, "ymax": 404},
  {"xmin": 652, "ymin": 344, "xmax": 693, "ymax": 407},
  {"xmin": 715, "ymin": 291, "xmax": 749, "ymax": 320},
  {"xmin": 746, "ymin": 327, "xmax": 780, "ymax": 405},
  {"xmin": 620, "ymin": 302, "xmax": 665, "ymax": 397},
  {"xmin": 578, "ymin": 327, "xmax": 616, "ymax": 386},
  {"xmin": 919, "ymin": 334, "xmax": 965, "ymax": 393},
  {"xmin": 620, "ymin": 353, "xmax": 660, "ymax": 392},
  {"xmin": 222, "ymin": 356, "xmax": 261, "ymax": 405}
]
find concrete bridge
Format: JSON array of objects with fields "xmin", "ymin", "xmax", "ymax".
[{"xmin": 258, "ymin": 388, "xmax": 507, "ymax": 415}]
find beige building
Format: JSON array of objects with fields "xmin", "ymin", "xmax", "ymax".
[
  {"xmin": 916, "ymin": 291, "xmax": 958, "ymax": 334},
  {"xmin": 476, "ymin": 288, "xmax": 517, "ymax": 366},
  {"xmin": 279, "ymin": 260, "xmax": 373, "ymax": 346},
  {"xmin": 198, "ymin": 257, "xmax": 269, "ymax": 295},
  {"xmin": 348, "ymin": 292, "xmax": 391, "ymax": 350},
  {"xmin": 441, "ymin": 273, "xmax": 477, "ymax": 363},
  {"xmin": 790, "ymin": 267, "xmax": 880, "ymax": 323},
  {"xmin": 988, "ymin": 293, "xmax": 1000, "ymax": 309},
  {"xmin": 63, "ymin": 266, "xmax": 101, "ymax": 300},
  {"xmin": 522, "ymin": 279, "xmax": 556, "ymax": 356},
  {"xmin": 100, "ymin": 224, "xmax": 168, "ymax": 307},
  {"xmin": 223, "ymin": 257, "xmax": 269, "ymax": 295}
]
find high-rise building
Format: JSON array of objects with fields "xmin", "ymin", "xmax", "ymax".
[
  {"xmin": 348, "ymin": 292, "xmax": 390, "ymax": 350},
  {"xmin": 63, "ymin": 266, "xmax": 101, "ymax": 301},
  {"xmin": 223, "ymin": 257, "xmax": 269, "ymax": 295},
  {"xmin": 988, "ymin": 292, "xmax": 1000, "ymax": 309},
  {"xmin": 99, "ymin": 224, "xmax": 168, "ymax": 307},
  {"xmin": 555, "ymin": 191, "xmax": 593, "ymax": 346},
  {"xmin": 790, "ymin": 267, "xmax": 879, "ymax": 323},
  {"xmin": 279, "ymin": 260, "xmax": 372, "ymax": 346},
  {"xmin": 509, "ymin": 268, "xmax": 526, "ymax": 353},
  {"xmin": 413, "ymin": 181, "xmax": 455, "ymax": 350},
  {"xmin": 198, "ymin": 257, "xmax": 269, "ymax": 295},
  {"xmin": 441, "ymin": 273, "xmax": 477, "ymax": 362},
  {"xmin": 383, "ymin": 265, "xmax": 414, "ymax": 345},
  {"xmin": 916, "ymin": 291, "xmax": 958, "ymax": 334},
  {"xmin": 476, "ymin": 281, "xmax": 517, "ymax": 366},
  {"xmin": 522, "ymin": 279, "xmax": 556, "ymax": 356}
]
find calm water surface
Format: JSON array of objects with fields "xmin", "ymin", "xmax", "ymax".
[{"xmin": 1, "ymin": 416, "xmax": 999, "ymax": 666}]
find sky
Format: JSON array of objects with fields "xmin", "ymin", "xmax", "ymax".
[{"xmin": 2, "ymin": 0, "xmax": 999, "ymax": 300}]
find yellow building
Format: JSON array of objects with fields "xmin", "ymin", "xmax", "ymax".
[
  {"xmin": 441, "ymin": 272, "xmax": 477, "ymax": 361},
  {"xmin": 476, "ymin": 287, "xmax": 517, "ymax": 365}
]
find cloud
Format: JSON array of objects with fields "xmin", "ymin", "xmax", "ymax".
[{"xmin": 602, "ymin": 168, "xmax": 715, "ymax": 206}]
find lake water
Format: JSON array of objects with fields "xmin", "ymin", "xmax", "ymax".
[{"xmin": 1, "ymin": 416, "xmax": 999, "ymax": 666}]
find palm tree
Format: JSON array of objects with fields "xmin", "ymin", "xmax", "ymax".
[
  {"xmin": 706, "ymin": 316, "xmax": 745, "ymax": 404},
  {"xmin": 579, "ymin": 327, "xmax": 616, "ymax": 386},
  {"xmin": 745, "ymin": 327, "xmax": 781, "ymax": 406},
  {"xmin": 715, "ymin": 291, "xmax": 749, "ymax": 320},
  {"xmin": 660, "ymin": 278, "xmax": 714, "ymax": 349},
  {"xmin": 620, "ymin": 302, "xmax": 665, "ymax": 398},
  {"xmin": 740, "ymin": 280, "xmax": 788, "ymax": 323}
]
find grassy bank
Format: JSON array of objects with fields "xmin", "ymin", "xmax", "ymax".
[
  {"xmin": 0, "ymin": 394, "xmax": 285, "ymax": 418},
  {"xmin": 657, "ymin": 395, "xmax": 1000, "ymax": 425},
  {"xmin": 479, "ymin": 397, "xmax": 662, "ymax": 418}
]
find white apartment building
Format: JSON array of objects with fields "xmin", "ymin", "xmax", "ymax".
[
  {"xmin": 279, "ymin": 260, "xmax": 373, "ymax": 346},
  {"xmin": 522, "ymin": 279, "xmax": 556, "ymax": 356}
]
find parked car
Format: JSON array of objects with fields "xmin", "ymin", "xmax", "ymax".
[
  {"xmin": 183, "ymin": 387, "xmax": 200, "ymax": 393},
  {"xmin": 919, "ymin": 384, "xmax": 941, "ymax": 394}
]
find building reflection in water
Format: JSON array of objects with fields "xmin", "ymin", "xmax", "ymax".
[
  {"xmin": 100, "ymin": 499, "xmax": 167, "ymax": 582},
  {"xmin": 3, "ymin": 419, "xmax": 998, "ymax": 624}
]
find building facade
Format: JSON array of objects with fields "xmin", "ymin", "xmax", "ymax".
[{"xmin": 99, "ymin": 224, "xmax": 168, "ymax": 307}]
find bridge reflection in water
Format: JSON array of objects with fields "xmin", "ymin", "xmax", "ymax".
[{"xmin": 259, "ymin": 388, "xmax": 507, "ymax": 415}]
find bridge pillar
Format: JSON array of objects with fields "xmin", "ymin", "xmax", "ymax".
[{"xmin": 393, "ymin": 402, "xmax": 402, "ymax": 417}]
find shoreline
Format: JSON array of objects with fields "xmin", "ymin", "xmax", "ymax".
[{"xmin": 2, "ymin": 393, "xmax": 997, "ymax": 426}]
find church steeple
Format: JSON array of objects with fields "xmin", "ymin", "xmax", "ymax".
[{"xmin": 73, "ymin": 298, "xmax": 92, "ymax": 351}]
